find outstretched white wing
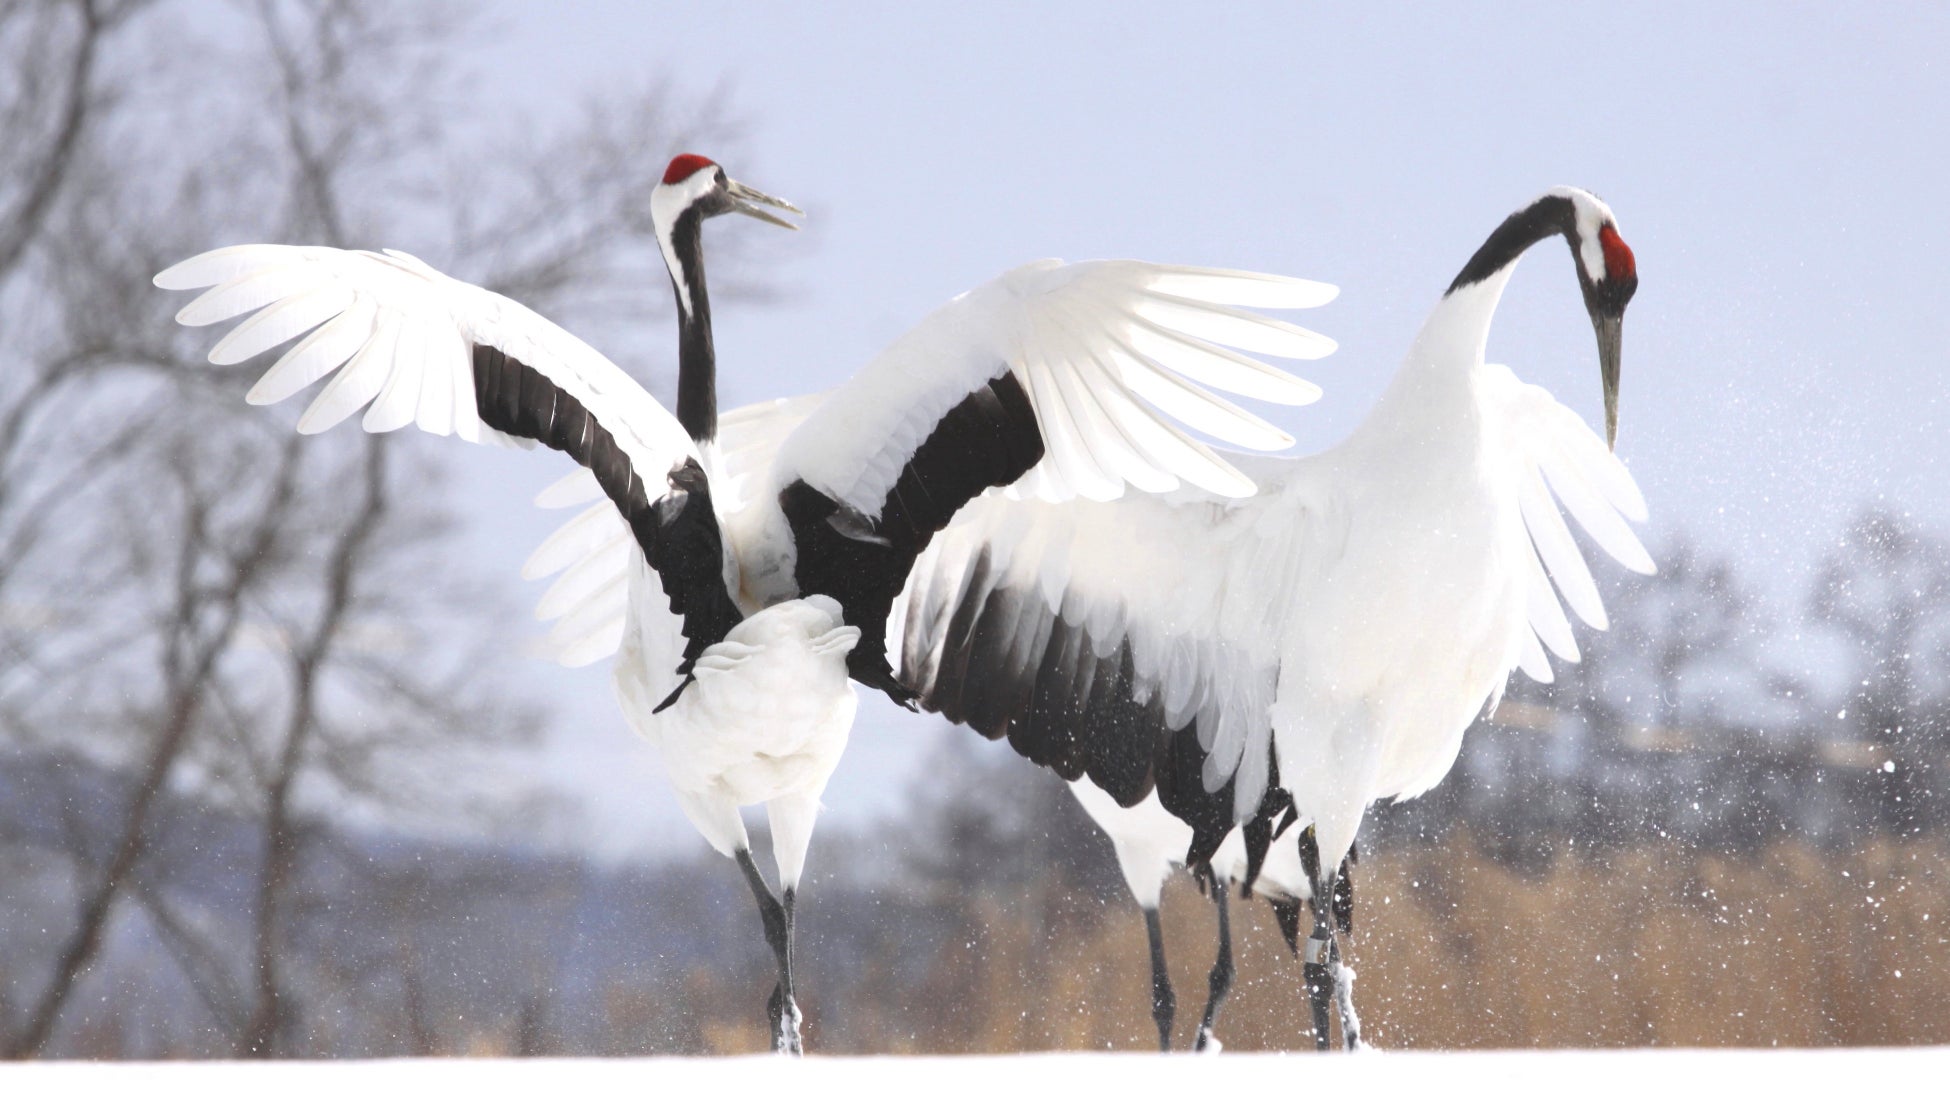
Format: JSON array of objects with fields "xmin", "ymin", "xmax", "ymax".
[
  {"xmin": 775, "ymin": 259, "xmax": 1336, "ymax": 512},
  {"xmin": 158, "ymin": 245, "xmax": 688, "ymax": 458},
  {"xmin": 156, "ymin": 244, "xmax": 747, "ymax": 676},
  {"xmin": 1478, "ymin": 362, "xmax": 1655, "ymax": 685}
]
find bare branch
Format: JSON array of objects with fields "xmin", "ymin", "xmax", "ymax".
[
  {"xmin": 125, "ymin": 870, "xmax": 248, "ymax": 1035},
  {"xmin": 0, "ymin": 0, "xmax": 101, "ymax": 281},
  {"xmin": 6, "ymin": 432, "xmax": 306, "ymax": 1057},
  {"xmin": 2, "ymin": 0, "xmax": 756, "ymax": 1058},
  {"xmin": 240, "ymin": 434, "xmax": 389, "ymax": 1056}
]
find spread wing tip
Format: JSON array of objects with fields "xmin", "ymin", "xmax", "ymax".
[
  {"xmin": 154, "ymin": 245, "xmax": 279, "ymax": 291},
  {"xmin": 1140, "ymin": 263, "xmax": 1340, "ymax": 311}
]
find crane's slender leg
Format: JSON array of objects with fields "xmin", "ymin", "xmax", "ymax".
[
  {"xmin": 1300, "ymin": 879, "xmax": 1364, "ymax": 1051},
  {"xmin": 1302, "ymin": 887, "xmax": 1336, "ymax": 1051},
  {"xmin": 1192, "ymin": 866, "xmax": 1235, "ymax": 1053},
  {"xmin": 778, "ymin": 885, "xmax": 802, "ymax": 1052},
  {"xmin": 1331, "ymin": 848, "xmax": 1363, "ymax": 1051},
  {"xmin": 1142, "ymin": 906, "xmax": 1175, "ymax": 1052},
  {"xmin": 735, "ymin": 848, "xmax": 799, "ymax": 1055},
  {"xmin": 1295, "ymin": 824, "xmax": 1365, "ymax": 1051},
  {"xmin": 1296, "ymin": 827, "xmax": 1337, "ymax": 1050},
  {"xmin": 763, "ymin": 788, "xmax": 822, "ymax": 1056}
]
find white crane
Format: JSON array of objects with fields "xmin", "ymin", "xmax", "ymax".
[
  {"xmin": 899, "ymin": 185, "xmax": 1650, "ymax": 1050},
  {"xmin": 153, "ymin": 153, "xmax": 1337, "ymax": 1054},
  {"xmin": 1068, "ymin": 779, "xmax": 1353, "ymax": 1051}
]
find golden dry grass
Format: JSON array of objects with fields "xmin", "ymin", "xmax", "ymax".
[{"xmin": 757, "ymin": 836, "xmax": 1950, "ymax": 1053}]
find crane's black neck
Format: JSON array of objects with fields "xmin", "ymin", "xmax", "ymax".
[
  {"xmin": 668, "ymin": 208, "xmax": 718, "ymax": 445},
  {"xmin": 1445, "ymin": 193, "xmax": 1579, "ymax": 297}
]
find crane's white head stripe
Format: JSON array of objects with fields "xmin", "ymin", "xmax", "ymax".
[
  {"xmin": 651, "ymin": 161, "xmax": 726, "ymax": 316},
  {"xmin": 1545, "ymin": 186, "xmax": 1621, "ymax": 285}
]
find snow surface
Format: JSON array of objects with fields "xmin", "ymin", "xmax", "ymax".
[{"xmin": 6, "ymin": 1049, "xmax": 1945, "ymax": 1097}]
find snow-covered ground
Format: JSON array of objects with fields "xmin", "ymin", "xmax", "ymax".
[{"xmin": 7, "ymin": 1049, "xmax": 1945, "ymax": 1097}]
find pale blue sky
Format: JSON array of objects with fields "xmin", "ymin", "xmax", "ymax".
[{"xmin": 431, "ymin": 2, "xmax": 1950, "ymax": 857}]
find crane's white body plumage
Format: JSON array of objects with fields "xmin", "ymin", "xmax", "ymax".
[
  {"xmin": 1069, "ymin": 779, "xmax": 1313, "ymax": 910},
  {"xmin": 616, "ymin": 591, "xmax": 860, "ymax": 891},
  {"xmin": 1069, "ymin": 779, "xmax": 1190, "ymax": 910}
]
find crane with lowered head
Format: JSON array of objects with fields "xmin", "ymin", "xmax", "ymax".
[{"xmin": 899, "ymin": 185, "xmax": 1650, "ymax": 1049}]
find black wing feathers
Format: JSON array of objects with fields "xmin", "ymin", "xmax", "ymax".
[
  {"xmin": 903, "ymin": 541, "xmax": 1259, "ymax": 869},
  {"xmin": 784, "ymin": 371, "xmax": 1045, "ymax": 705},
  {"xmin": 639, "ymin": 458, "xmax": 745, "ymax": 692},
  {"xmin": 472, "ymin": 345, "xmax": 742, "ymax": 687},
  {"xmin": 1152, "ymin": 710, "xmax": 1239, "ymax": 867}
]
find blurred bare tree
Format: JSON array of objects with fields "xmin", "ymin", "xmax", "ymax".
[
  {"xmin": 0, "ymin": 0, "xmax": 752, "ymax": 1058},
  {"xmin": 1612, "ymin": 534, "xmax": 1770, "ymax": 734},
  {"xmin": 1535, "ymin": 534, "xmax": 1769, "ymax": 741},
  {"xmin": 1811, "ymin": 508, "xmax": 1950, "ymax": 837}
]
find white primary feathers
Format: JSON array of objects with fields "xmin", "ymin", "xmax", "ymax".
[{"xmin": 778, "ymin": 259, "xmax": 1335, "ymax": 511}]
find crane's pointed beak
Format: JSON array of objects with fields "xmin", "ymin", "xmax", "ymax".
[
  {"xmin": 1594, "ymin": 312, "xmax": 1622, "ymax": 451},
  {"xmin": 726, "ymin": 178, "xmax": 803, "ymax": 231}
]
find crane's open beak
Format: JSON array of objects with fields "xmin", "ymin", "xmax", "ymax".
[
  {"xmin": 726, "ymin": 179, "xmax": 803, "ymax": 230},
  {"xmin": 1594, "ymin": 312, "xmax": 1622, "ymax": 451}
]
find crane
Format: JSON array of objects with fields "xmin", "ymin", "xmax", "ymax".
[
  {"xmin": 899, "ymin": 185, "xmax": 1650, "ymax": 1050},
  {"xmin": 154, "ymin": 153, "xmax": 1337, "ymax": 1054},
  {"xmin": 1068, "ymin": 779, "xmax": 1354, "ymax": 1052}
]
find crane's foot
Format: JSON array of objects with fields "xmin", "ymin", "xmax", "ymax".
[
  {"xmin": 1193, "ymin": 1025, "xmax": 1223, "ymax": 1054},
  {"xmin": 767, "ymin": 983, "xmax": 803, "ymax": 1056},
  {"xmin": 1333, "ymin": 956, "xmax": 1363, "ymax": 1051},
  {"xmin": 1151, "ymin": 987, "xmax": 1176, "ymax": 1053}
]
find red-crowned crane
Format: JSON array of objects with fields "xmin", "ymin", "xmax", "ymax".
[
  {"xmin": 899, "ymin": 186, "xmax": 1650, "ymax": 1050},
  {"xmin": 154, "ymin": 154, "xmax": 1336, "ymax": 1054}
]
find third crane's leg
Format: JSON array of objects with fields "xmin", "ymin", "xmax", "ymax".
[
  {"xmin": 1143, "ymin": 905, "xmax": 1176, "ymax": 1052},
  {"xmin": 1193, "ymin": 866, "xmax": 1235, "ymax": 1052}
]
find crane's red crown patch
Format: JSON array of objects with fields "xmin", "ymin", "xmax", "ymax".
[
  {"xmin": 1599, "ymin": 224, "xmax": 1636, "ymax": 282},
  {"xmin": 663, "ymin": 154, "xmax": 718, "ymax": 185}
]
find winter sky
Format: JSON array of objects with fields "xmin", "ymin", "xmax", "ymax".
[{"xmin": 405, "ymin": 1, "xmax": 1950, "ymax": 859}]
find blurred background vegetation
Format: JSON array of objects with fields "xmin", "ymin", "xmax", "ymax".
[{"xmin": 1, "ymin": 0, "xmax": 1943, "ymax": 1058}]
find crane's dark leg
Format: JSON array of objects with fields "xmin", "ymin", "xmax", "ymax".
[
  {"xmin": 1302, "ymin": 889, "xmax": 1336, "ymax": 1051},
  {"xmin": 1143, "ymin": 906, "xmax": 1175, "ymax": 1052},
  {"xmin": 1296, "ymin": 828, "xmax": 1366, "ymax": 1051},
  {"xmin": 1331, "ymin": 846, "xmax": 1363, "ymax": 1051},
  {"xmin": 1192, "ymin": 866, "xmax": 1235, "ymax": 1053},
  {"xmin": 736, "ymin": 848, "xmax": 800, "ymax": 1055},
  {"xmin": 1297, "ymin": 828, "xmax": 1336, "ymax": 1050},
  {"xmin": 778, "ymin": 885, "xmax": 802, "ymax": 1052}
]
